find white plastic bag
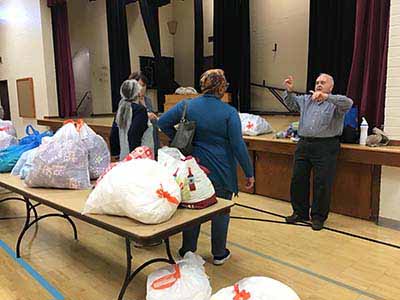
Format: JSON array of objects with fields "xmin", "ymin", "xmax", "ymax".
[
  {"xmin": 239, "ymin": 113, "xmax": 273, "ymax": 136},
  {"xmin": 79, "ymin": 122, "xmax": 110, "ymax": 179},
  {"xmin": 141, "ymin": 125, "xmax": 154, "ymax": 153},
  {"xmin": 19, "ymin": 148, "xmax": 39, "ymax": 179},
  {"xmin": 211, "ymin": 277, "xmax": 300, "ymax": 300},
  {"xmin": 158, "ymin": 147, "xmax": 217, "ymax": 209},
  {"xmin": 147, "ymin": 252, "xmax": 211, "ymax": 300},
  {"xmin": 0, "ymin": 131, "xmax": 17, "ymax": 150},
  {"xmin": 25, "ymin": 123, "xmax": 91, "ymax": 189},
  {"xmin": 83, "ymin": 158, "xmax": 181, "ymax": 224},
  {"xmin": 11, "ymin": 148, "xmax": 37, "ymax": 177},
  {"xmin": 175, "ymin": 87, "xmax": 198, "ymax": 95},
  {"xmin": 0, "ymin": 120, "xmax": 17, "ymax": 137}
]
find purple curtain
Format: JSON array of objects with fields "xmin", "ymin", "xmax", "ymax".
[
  {"xmin": 48, "ymin": 0, "xmax": 76, "ymax": 117},
  {"xmin": 47, "ymin": 0, "xmax": 65, "ymax": 6},
  {"xmin": 346, "ymin": 0, "xmax": 390, "ymax": 128}
]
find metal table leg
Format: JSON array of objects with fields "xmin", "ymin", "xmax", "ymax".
[
  {"xmin": 0, "ymin": 196, "xmax": 39, "ymax": 221},
  {"xmin": 16, "ymin": 196, "xmax": 78, "ymax": 258},
  {"xmin": 117, "ymin": 238, "xmax": 176, "ymax": 300}
]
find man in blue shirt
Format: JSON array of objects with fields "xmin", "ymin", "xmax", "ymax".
[{"xmin": 283, "ymin": 74, "xmax": 353, "ymax": 230}]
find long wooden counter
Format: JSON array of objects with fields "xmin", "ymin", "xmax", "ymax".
[{"xmin": 38, "ymin": 116, "xmax": 400, "ymax": 221}]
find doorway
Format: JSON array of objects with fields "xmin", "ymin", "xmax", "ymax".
[{"xmin": 0, "ymin": 80, "xmax": 11, "ymax": 120}]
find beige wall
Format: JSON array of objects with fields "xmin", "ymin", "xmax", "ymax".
[
  {"xmin": 173, "ymin": 0, "xmax": 195, "ymax": 87},
  {"xmin": 127, "ymin": 2, "xmax": 174, "ymax": 72},
  {"xmin": 380, "ymin": 0, "xmax": 400, "ymax": 223},
  {"xmin": 0, "ymin": 0, "xmax": 57, "ymax": 136},
  {"xmin": 126, "ymin": 2, "xmax": 174, "ymax": 111},
  {"xmin": 203, "ymin": 0, "xmax": 213, "ymax": 57},
  {"xmin": 68, "ymin": 0, "xmax": 111, "ymax": 115},
  {"xmin": 250, "ymin": 0, "xmax": 310, "ymax": 111}
]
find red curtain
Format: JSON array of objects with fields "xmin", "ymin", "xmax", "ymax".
[
  {"xmin": 48, "ymin": 0, "xmax": 76, "ymax": 117},
  {"xmin": 346, "ymin": 0, "xmax": 390, "ymax": 128}
]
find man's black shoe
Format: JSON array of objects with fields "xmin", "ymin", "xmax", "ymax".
[
  {"xmin": 311, "ymin": 219, "xmax": 324, "ymax": 231},
  {"xmin": 285, "ymin": 213, "xmax": 309, "ymax": 224}
]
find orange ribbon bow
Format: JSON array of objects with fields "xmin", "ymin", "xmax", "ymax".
[
  {"xmin": 63, "ymin": 119, "xmax": 84, "ymax": 131},
  {"xmin": 156, "ymin": 184, "xmax": 180, "ymax": 205},
  {"xmin": 233, "ymin": 284, "xmax": 251, "ymax": 300},
  {"xmin": 151, "ymin": 264, "xmax": 181, "ymax": 290}
]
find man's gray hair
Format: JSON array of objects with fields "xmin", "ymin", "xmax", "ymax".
[{"xmin": 319, "ymin": 73, "xmax": 334, "ymax": 86}]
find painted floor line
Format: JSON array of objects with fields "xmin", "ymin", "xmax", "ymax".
[
  {"xmin": 202, "ymin": 231, "xmax": 384, "ymax": 300},
  {"xmin": 0, "ymin": 239, "xmax": 64, "ymax": 300}
]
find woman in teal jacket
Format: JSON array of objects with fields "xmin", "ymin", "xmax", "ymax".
[{"xmin": 158, "ymin": 69, "xmax": 255, "ymax": 265}]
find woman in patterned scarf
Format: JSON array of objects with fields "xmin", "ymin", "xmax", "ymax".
[{"xmin": 159, "ymin": 69, "xmax": 255, "ymax": 266}]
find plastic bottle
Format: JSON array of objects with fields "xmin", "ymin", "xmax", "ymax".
[{"xmin": 359, "ymin": 117, "xmax": 368, "ymax": 146}]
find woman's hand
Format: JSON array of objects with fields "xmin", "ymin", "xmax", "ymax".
[
  {"xmin": 148, "ymin": 112, "xmax": 158, "ymax": 120},
  {"xmin": 245, "ymin": 177, "xmax": 255, "ymax": 190}
]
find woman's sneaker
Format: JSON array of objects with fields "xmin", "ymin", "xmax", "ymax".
[{"xmin": 213, "ymin": 249, "xmax": 231, "ymax": 266}]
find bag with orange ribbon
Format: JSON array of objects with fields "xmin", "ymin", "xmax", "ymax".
[
  {"xmin": 211, "ymin": 277, "xmax": 300, "ymax": 300},
  {"xmin": 146, "ymin": 252, "xmax": 211, "ymax": 300},
  {"xmin": 158, "ymin": 147, "xmax": 217, "ymax": 209},
  {"xmin": 64, "ymin": 119, "xmax": 110, "ymax": 180},
  {"xmin": 83, "ymin": 158, "xmax": 181, "ymax": 224},
  {"xmin": 25, "ymin": 122, "xmax": 91, "ymax": 189}
]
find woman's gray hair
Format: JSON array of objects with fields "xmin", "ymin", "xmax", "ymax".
[
  {"xmin": 116, "ymin": 79, "xmax": 141, "ymax": 129},
  {"xmin": 120, "ymin": 79, "xmax": 141, "ymax": 101}
]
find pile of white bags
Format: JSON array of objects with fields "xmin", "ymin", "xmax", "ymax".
[
  {"xmin": 0, "ymin": 120, "xmax": 17, "ymax": 137},
  {"xmin": 211, "ymin": 277, "xmax": 300, "ymax": 300},
  {"xmin": 0, "ymin": 131, "xmax": 17, "ymax": 150},
  {"xmin": 0, "ymin": 120, "xmax": 17, "ymax": 150},
  {"xmin": 25, "ymin": 123, "xmax": 91, "ymax": 190},
  {"xmin": 146, "ymin": 252, "xmax": 211, "ymax": 300},
  {"xmin": 20, "ymin": 120, "xmax": 110, "ymax": 189},
  {"xmin": 158, "ymin": 147, "xmax": 217, "ymax": 209},
  {"xmin": 239, "ymin": 113, "xmax": 273, "ymax": 136},
  {"xmin": 83, "ymin": 158, "xmax": 181, "ymax": 224},
  {"xmin": 175, "ymin": 87, "xmax": 198, "ymax": 95}
]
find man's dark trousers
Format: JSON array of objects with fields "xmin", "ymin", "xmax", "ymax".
[{"xmin": 290, "ymin": 137, "xmax": 340, "ymax": 221}]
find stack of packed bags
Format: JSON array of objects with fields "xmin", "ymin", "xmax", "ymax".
[
  {"xmin": 146, "ymin": 253, "xmax": 300, "ymax": 300},
  {"xmin": 0, "ymin": 120, "xmax": 19, "ymax": 193},
  {"xmin": 11, "ymin": 120, "xmax": 110, "ymax": 190},
  {"xmin": 239, "ymin": 113, "xmax": 273, "ymax": 136},
  {"xmin": 82, "ymin": 146, "xmax": 217, "ymax": 224},
  {"xmin": 0, "ymin": 124, "xmax": 53, "ymax": 173},
  {"xmin": 83, "ymin": 146, "xmax": 181, "ymax": 224},
  {"xmin": 158, "ymin": 147, "xmax": 217, "ymax": 209},
  {"xmin": 275, "ymin": 122, "xmax": 300, "ymax": 142},
  {"xmin": 0, "ymin": 120, "xmax": 17, "ymax": 150}
]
